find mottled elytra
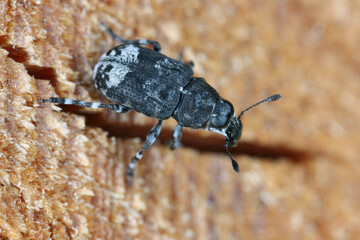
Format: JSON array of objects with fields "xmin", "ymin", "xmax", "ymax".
[{"xmin": 42, "ymin": 23, "xmax": 282, "ymax": 186}]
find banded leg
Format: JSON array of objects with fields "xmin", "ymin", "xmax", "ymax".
[
  {"xmin": 169, "ymin": 124, "xmax": 183, "ymax": 150},
  {"xmin": 127, "ymin": 120, "xmax": 163, "ymax": 186},
  {"xmin": 101, "ymin": 22, "xmax": 161, "ymax": 52},
  {"xmin": 42, "ymin": 98, "xmax": 131, "ymax": 113}
]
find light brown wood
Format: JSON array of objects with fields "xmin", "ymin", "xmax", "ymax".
[{"xmin": 1, "ymin": 0, "xmax": 360, "ymax": 239}]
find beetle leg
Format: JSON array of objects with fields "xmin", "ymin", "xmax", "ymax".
[
  {"xmin": 42, "ymin": 98, "xmax": 131, "ymax": 113},
  {"xmin": 127, "ymin": 120, "xmax": 163, "ymax": 186},
  {"xmin": 177, "ymin": 47, "xmax": 194, "ymax": 70},
  {"xmin": 184, "ymin": 61, "xmax": 194, "ymax": 70},
  {"xmin": 101, "ymin": 22, "xmax": 161, "ymax": 52},
  {"xmin": 169, "ymin": 124, "xmax": 183, "ymax": 150}
]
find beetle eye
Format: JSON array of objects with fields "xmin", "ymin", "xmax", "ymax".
[
  {"xmin": 211, "ymin": 115, "xmax": 228, "ymax": 128},
  {"xmin": 210, "ymin": 100, "xmax": 234, "ymax": 128}
]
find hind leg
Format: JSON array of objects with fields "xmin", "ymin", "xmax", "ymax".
[{"xmin": 42, "ymin": 98, "xmax": 131, "ymax": 113}]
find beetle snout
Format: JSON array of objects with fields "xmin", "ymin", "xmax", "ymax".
[{"xmin": 225, "ymin": 116, "xmax": 242, "ymax": 147}]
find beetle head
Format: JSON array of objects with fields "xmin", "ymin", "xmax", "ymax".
[
  {"xmin": 207, "ymin": 99, "xmax": 242, "ymax": 171},
  {"xmin": 209, "ymin": 94, "xmax": 282, "ymax": 173},
  {"xmin": 208, "ymin": 99, "xmax": 239, "ymax": 140},
  {"xmin": 208, "ymin": 99, "xmax": 243, "ymax": 146}
]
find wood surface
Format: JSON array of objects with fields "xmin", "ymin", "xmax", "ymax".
[{"xmin": 1, "ymin": 0, "xmax": 359, "ymax": 239}]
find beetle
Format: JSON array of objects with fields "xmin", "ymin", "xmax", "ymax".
[{"xmin": 42, "ymin": 23, "xmax": 281, "ymax": 186}]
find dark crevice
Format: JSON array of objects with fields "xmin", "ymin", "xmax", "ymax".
[
  {"xmin": 2, "ymin": 45, "xmax": 29, "ymax": 63},
  {"xmin": 1, "ymin": 44, "xmax": 58, "ymax": 85},
  {"xmin": 26, "ymin": 65, "xmax": 57, "ymax": 82}
]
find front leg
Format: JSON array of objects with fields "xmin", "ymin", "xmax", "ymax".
[{"xmin": 168, "ymin": 124, "xmax": 183, "ymax": 150}]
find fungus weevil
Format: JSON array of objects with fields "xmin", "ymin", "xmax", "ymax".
[{"xmin": 42, "ymin": 23, "xmax": 282, "ymax": 186}]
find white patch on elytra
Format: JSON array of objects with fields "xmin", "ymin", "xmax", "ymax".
[
  {"xmin": 98, "ymin": 45, "xmax": 140, "ymax": 63},
  {"xmin": 93, "ymin": 61, "xmax": 131, "ymax": 88},
  {"xmin": 93, "ymin": 45, "xmax": 141, "ymax": 91},
  {"xmin": 106, "ymin": 63, "xmax": 130, "ymax": 88},
  {"xmin": 117, "ymin": 44, "xmax": 139, "ymax": 63}
]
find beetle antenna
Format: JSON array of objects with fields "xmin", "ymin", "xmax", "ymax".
[
  {"xmin": 238, "ymin": 94, "xmax": 282, "ymax": 120},
  {"xmin": 225, "ymin": 142, "xmax": 240, "ymax": 172}
]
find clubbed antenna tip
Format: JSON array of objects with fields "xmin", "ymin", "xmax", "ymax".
[
  {"xmin": 225, "ymin": 142, "xmax": 240, "ymax": 173},
  {"xmin": 268, "ymin": 94, "xmax": 282, "ymax": 102}
]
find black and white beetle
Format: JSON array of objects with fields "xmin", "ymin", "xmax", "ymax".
[{"xmin": 42, "ymin": 23, "xmax": 281, "ymax": 186}]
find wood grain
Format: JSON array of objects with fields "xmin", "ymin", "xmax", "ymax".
[{"xmin": 1, "ymin": 0, "xmax": 360, "ymax": 239}]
